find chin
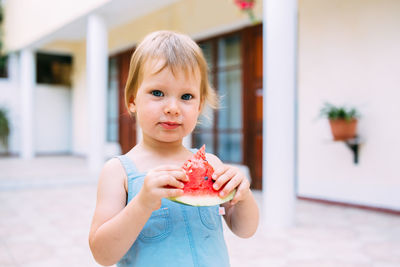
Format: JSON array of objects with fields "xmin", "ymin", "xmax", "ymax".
[{"xmin": 156, "ymin": 135, "xmax": 183, "ymax": 143}]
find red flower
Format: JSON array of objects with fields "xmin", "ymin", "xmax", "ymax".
[{"xmin": 235, "ymin": 0, "xmax": 255, "ymax": 10}]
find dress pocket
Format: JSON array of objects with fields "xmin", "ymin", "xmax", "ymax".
[
  {"xmin": 139, "ymin": 207, "xmax": 172, "ymax": 242},
  {"xmin": 198, "ymin": 206, "xmax": 220, "ymax": 230}
]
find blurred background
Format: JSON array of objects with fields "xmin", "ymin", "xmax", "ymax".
[{"xmin": 0, "ymin": 0, "xmax": 399, "ymax": 266}]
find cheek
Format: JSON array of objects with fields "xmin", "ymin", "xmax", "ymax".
[
  {"xmin": 137, "ymin": 109, "xmax": 157, "ymax": 123},
  {"xmin": 185, "ymin": 106, "xmax": 201, "ymax": 123},
  {"xmin": 137, "ymin": 100, "xmax": 157, "ymax": 112}
]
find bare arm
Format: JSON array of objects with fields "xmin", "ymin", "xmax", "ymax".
[
  {"xmin": 89, "ymin": 159, "xmax": 187, "ymax": 266},
  {"xmin": 221, "ymin": 191, "xmax": 259, "ymax": 238},
  {"xmin": 88, "ymin": 159, "xmax": 152, "ymax": 266},
  {"xmin": 206, "ymin": 154, "xmax": 259, "ymax": 238}
]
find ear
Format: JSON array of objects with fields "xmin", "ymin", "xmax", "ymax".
[{"xmin": 128, "ymin": 96, "xmax": 136, "ymax": 113}]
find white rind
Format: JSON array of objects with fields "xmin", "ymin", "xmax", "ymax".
[{"xmin": 168, "ymin": 190, "xmax": 236, "ymax": 206}]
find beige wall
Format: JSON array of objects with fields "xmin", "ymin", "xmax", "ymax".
[
  {"xmin": 108, "ymin": 0, "xmax": 263, "ymax": 53},
  {"xmin": 3, "ymin": 0, "xmax": 110, "ymax": 52},
  {"xmin": 298, "ymin": 0, "xmax": 400, "ymax": 209}
]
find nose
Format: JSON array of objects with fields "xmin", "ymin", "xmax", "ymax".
[{"xmin": 164, "ymin": 97, "xmax": 180, "ymax": 116}]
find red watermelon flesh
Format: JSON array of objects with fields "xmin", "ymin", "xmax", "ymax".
[{"xmin": 168, "ymin": 145, "xmax": 235, "ymax": 206}]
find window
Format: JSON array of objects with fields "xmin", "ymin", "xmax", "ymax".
[
  {"xmin": 107, "ymin": 57, "xmax": 119, "ymax": 142},
  {"xmin": 36, "ymin": 53, "xmax": 72, "ymax": 86},
  {"xmin": 194, "ymin": 34, "xmax": 243, "ymax": 163}
]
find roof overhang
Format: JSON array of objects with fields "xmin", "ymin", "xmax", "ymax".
[{"xmin": 33, "ymin": 0, "xmax": 179, "ymax": 49}]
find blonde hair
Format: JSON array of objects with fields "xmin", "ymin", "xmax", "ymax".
[{"xmin": 124, "ymin": 30, "xmax": 218, "ymax": 115}]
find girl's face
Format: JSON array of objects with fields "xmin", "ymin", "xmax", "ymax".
[{"xmin": 129, "ymin": 59, "xmax": 202, "ymax": 145}]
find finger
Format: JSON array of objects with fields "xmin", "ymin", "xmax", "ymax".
[
  {"xmin": 157, "ymin": 170, "xmax": 188, "ymax": 182},
  {"xmin": 169, "ymin": 170, "xmax": 189, "ymax": 182},
  {"xmin": 230, "ymin": 179, "xmax": 250, "ymax": 205},
  {"xmin": 211, "ymin": 165, "xmax": 229, "ymax": 180},
  {"xmin": 163, "ymin": 174, "xmax": 186, "ymax": 189},
  {"xmin": 151, "ymin": 174, "xmax": 184, "ymax": 189},
  {"xmin": 164, "ymin": 188, "xmax": 184, "ymax": 198},
  {"xmin": 219, "ymin": 173, "xmax": 243, "ymax": 198},
  {"xmin": 212, "ymin": 167, "xmax": 236, "ymax": 191}
]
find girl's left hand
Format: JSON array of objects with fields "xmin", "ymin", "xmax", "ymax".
[{"xmin": 212, "ymin": 165, "xmax": 250, "ymax": 205}]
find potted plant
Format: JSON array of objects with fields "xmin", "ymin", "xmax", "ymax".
[
  {"xmin": 320, "ymin": 103, "xmax": 360, "ymax": 141},
  {"xmin": 0, "ymin": 108, "xmax": 10, "ymax": 154}
]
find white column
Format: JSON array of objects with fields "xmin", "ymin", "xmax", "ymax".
[
  {"xmin": 262, "ymin": 0, "xmax": 298, "ymax": 227},
  {"xmin": 20, "ymin": 49, "xmax": 35, "ymax": 159},
  {"xmin": 87, "ymin": 14, "xmax": 108, "ymax": 172},
  {"xmin": 9, "ymin": 53, "xmax": 19, "ymax": 83},
  {"xmin": 8, "ymin": 53, "xmax": 19, "ymax": 154}
]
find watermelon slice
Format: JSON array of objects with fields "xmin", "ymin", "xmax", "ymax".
[{"xmin": 168, "ymin": 145, "xmax": 235, "ymax": 206}]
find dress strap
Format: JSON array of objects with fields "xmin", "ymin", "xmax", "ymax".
[{"xmin": 116, "ymin": 155, "xmax": 141, "ymax": 181}]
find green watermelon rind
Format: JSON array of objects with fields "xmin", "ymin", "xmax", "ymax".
[{"xmin": 168, "ymin": 189, "xmax": 236, "ymax": 207}]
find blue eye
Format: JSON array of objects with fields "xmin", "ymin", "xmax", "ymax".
[
  {"xmin": 182, "ymin": 94, "xmax": 193, "ymax": 100},
  {"xmin": 151, "ymin": 90, "xmax": 164, "ymax": 97}
]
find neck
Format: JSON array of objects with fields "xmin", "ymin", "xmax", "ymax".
[{"xmin": 139, "ymin": 135, "xmax": 186, "ymax": 156}]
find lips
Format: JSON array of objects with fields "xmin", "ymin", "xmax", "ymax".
[{"xmin": 159, "ymin": 121, "xmax": 181, "ymax": 130}]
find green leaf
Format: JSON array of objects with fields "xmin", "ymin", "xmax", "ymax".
[{"xmin": 319, "ymin": 102, "xmax": 360, "ymax": 120}]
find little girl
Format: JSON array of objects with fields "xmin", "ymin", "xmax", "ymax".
[{"xmin": 89, "ymin": 30, "xmax": 259, "ymax": 267}]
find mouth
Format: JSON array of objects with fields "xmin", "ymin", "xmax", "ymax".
[{"xmin": 159, "ymin": 121, "xmax": 181, "ymax": 130}]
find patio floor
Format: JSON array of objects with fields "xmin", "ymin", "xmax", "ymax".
[{"xmin": 1, "ymin": 156, "xmax": 399, "ymax": 267}]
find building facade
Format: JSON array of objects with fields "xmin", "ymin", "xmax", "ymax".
[{"xmin": 1, "ymin": 0, "xmax": 400, "ymax": 217}]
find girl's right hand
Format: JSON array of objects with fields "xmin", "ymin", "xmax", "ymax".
[{"xmin": 137, "ymin": 165, "xmax": 188, "ymax": 211}]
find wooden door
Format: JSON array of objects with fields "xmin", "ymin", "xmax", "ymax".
[
  {"xmin": 243, "ymin": 24, "xmax": 263, "ymax": 189},
  {"xmin": 117, "ymin": 49, "xmax": 137, "ymax": 154}
]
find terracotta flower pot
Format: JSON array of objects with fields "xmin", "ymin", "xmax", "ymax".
[{"xmin": 329, "ymin": 119, "xmax": 357, "ymax": 141}]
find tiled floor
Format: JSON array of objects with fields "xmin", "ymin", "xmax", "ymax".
[{"xmin": 1, "ymin": 156, "xmax": 399, "ymax": 267}]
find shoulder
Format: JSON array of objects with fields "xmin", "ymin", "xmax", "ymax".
[
  {"xmin": 98, "ymin": 157, "xmax": 127, "ymax": 191},
  {"xmin": 101, "ymin": 157, "xmax": 126, "ymax": 177}
]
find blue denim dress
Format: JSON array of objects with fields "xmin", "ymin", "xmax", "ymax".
[{"xmin": 116, "ymin": 154, "xmax": 231, "ymax": 267}]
